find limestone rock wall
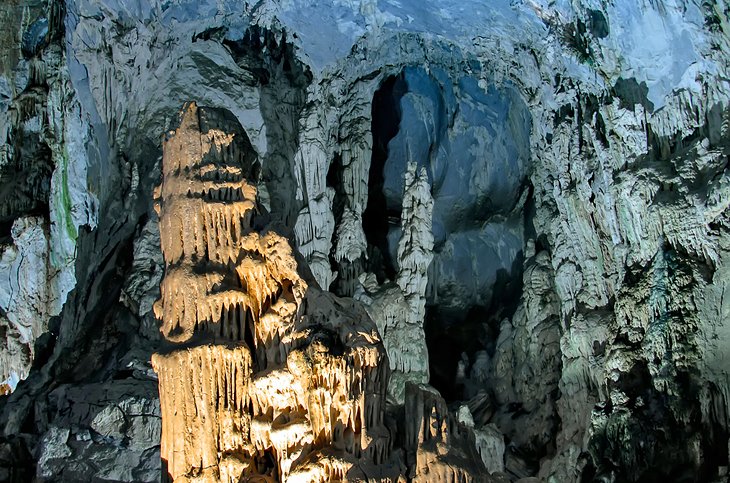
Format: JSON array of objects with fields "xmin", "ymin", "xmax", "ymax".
[{"xmin": 0, "ymin": 2, "xmax": 97, "ymax": 387}]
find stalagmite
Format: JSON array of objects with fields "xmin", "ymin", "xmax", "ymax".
[
  {"xmin": 356, "ymin": 162, "xmax": 433, "ymax": 404},
  {"xmin": 151, "ymin": 103, "xmax": 395, "ymax": 482}
]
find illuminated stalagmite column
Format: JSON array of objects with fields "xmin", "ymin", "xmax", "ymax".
[{"xmin": 151, "ymin": 103, "xmax": 393, "ymax": 482}]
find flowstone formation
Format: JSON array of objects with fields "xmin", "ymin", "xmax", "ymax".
[{"xmin": 151, "ymin": 102, "xmax": 394, "ymax": 481}]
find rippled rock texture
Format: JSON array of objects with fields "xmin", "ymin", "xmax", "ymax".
[{"xmin": 1, "ymin": 0, "xmax": 730, "ymax": 482}]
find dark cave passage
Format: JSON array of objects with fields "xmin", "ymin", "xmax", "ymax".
[
  {"xmin": 425, "ymin": 304, "xmax": 494, "ymax": 400},
  {"xmin": 363, "ymin": 72, "xmax": 407, "ymax": 283},
  {"xmin": 425, "ymin": 254, "xmax": 525, "ymax": 401}
]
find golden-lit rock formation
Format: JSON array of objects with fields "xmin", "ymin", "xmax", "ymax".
[
  {"xmin": 154, "ymin": 345, "xmax": 253, "ymax": 480},
  {"xmin": 405, "ymin": 384, "xmax": 488, "ymax": 482},
  {"xmin": 151, "ymin": 103, "xmax": 394, "ymax": 482}
]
